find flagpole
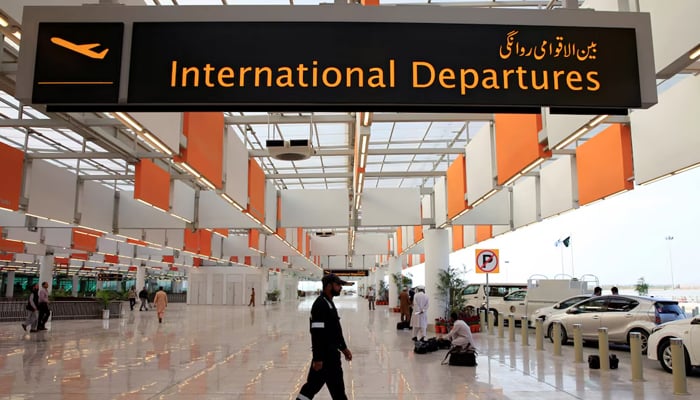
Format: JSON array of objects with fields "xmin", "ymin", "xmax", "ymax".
[
  {"xmin": 560, "ymin": 245, "xmax": 565, "ymax": 276},
  {"xmin": 570, "ymin": 239, "xmax": 575, "ymax": 278}
]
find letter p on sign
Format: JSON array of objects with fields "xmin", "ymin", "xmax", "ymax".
[{"xmin": 475, "ymin": 249, "xmax": 499, "ymax": 274}]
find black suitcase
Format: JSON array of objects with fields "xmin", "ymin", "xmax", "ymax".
[
  {"xmin": 588, "ymin": 354, "xmax": 619, "ymax": 369},
  {"xmin": 396, "ymin": 321, "xmax": 410, "ymax": 330}
]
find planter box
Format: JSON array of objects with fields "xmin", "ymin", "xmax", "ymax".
[{"xmin": 0, "ymin": 300, "xmax": 123, "ymax": 322}]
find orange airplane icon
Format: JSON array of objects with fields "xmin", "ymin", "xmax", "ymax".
[{"xmin": 50, "ymin": 37, "xmax": 109, "ymax": 59}]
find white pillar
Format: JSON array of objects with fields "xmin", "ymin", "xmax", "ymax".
[
  {"xmin": 389, "ymin": 257, "xmax": 401, "ymax": 308},
  {"xmin": 72, "ymin": 274, "xmax": 80, "ymax": 297},
  {"xmin": 39, "ymin": 255, "xmax": 54, "ymax": 293},
  {"xmin": 136, "ymin": 265, "xmax": 146, "ymax": 292},
  {"xmin": 5, "ymin": 271, "xmax": 15, "ymax": 298},
  {"xmin": 96, "ymin": 280, "xmax": 103, "ymax": 290},
  {"xmin": 424, "ymin": 229, "xmax": 450, "ymax": 327},
  {"xmin": 260, "ymin": 270, "xmax": 269, "ymax": 303}
]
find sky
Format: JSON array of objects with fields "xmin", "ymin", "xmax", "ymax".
[{"xmin": 436, "ymin": 166, "xmax": 700, "ymax": 288}]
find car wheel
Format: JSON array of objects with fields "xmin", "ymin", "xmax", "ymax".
[
  {"xmin": 658, "ymin": 339, "xmax": 693, "ymax": 375},
  {"xmin": 629, "ymin": 329, "xmax": 649, "ymax": 355},
  {"xmin": 547, "ymin": 324, "xmax": 567, "ymax": 345}
]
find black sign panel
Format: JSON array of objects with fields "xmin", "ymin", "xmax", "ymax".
[
  {"xmin": 324, "ymin": 269, "xmax": 370, "ymax": 277},
  {"xmin": 126, "ymin": 22, "xmax": 640, "ymax": 112},
  {"xmin": 32, "ymin": 23, "xmax": 123, "ymax": 104},
  {"xmin": 98, "ymin": 273, "xmax": 124, "ymax": 281}
]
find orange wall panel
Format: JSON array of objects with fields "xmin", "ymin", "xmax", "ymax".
[
  {"xmin": 306, "ymin": 233, "xmax": 311, "ymax": 257},
  {"xmin": 420, "ymin": 254, "xmax": 425, "ymax": 264},
  {"xmin": 452, "ymin": 225, "xmax": 464, "ymax": 251},
  {"xmin": 244, "ymin": 256, "xmax": 252, "ymax": 266},
  {"xmin": 198, "ymin": 229, "xmax": 212, "ymax": 257},
  {"xmin": 475, "ymin": 225, "xmax": 493, "ymax": 242},
  {"xmin": 446, "ymin": 154, "xmax": 468, "ymax": 219},
  {"xmin": 495, "ymin": 114, "xmax": 550, "ymax": 185},
  {"xmin": 248, "ymin": 229, "xmax": 260, "ymax": 251},
  {"xmin": 182, "ymin": 112, "xmax": 224, "ymax": 189},
  {"xmin": 184, "ymin": 229, "xmax": 200, "ymax": 254},
  {"xmin": 576, "ymin": 124, "xmax": 634, "ymax": 206},
  {"xmin": 0, "ymin": 239, "xmax": 24, "ymax": 253},
  {"xmin": 0, "ymin": 143, "xmax": 24, "ymax": 211},
  {"xmin": 413, "ymin": 225, "xmax": 423, "ymax": 243},
  {"xmin": 396, "ymin": 228, "xmax": 403, "ymax": 255},
  {"xmin": 213, "ymin": 228, "xmax": 228, "ymax": 238},
  {"xmin": 276, "ymin": 196, "xmax": 284, "ymax": 237},
  {"xmin": 247, "ymin": 158, "xmax": 266, "ymax": 222},
  {"xmin": 297, "ymin": 228, "xmax": 303, "ymax": 253},
  {"xmin": 134, "ymin": 159, "xmax": 170, "ymax": 211},
  {"xmin": 72, "ymin": 228, "xmax": 98, "ymax": 252}
]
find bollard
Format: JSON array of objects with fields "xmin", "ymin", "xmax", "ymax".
[
  {"xmin": 521, "ymin": 316, "xmax": 529, "ymax": 346},
  {"xmin": 598, "ymin": 327, "xmax": 610, "ymax": 370},
  {"xmin": 508, "ymin": 314, "xmax": 516, "ymax": 342},
  {"xmin": 681, "ymin": 305, "xmax": 686, "ymax": 315},
  {"xmin": 480, "ymin": 309, "xmax": 487, "ymax": 333},
  {"xmin": 629, "ymin": 332, "xmax": 644, "ymax": 381},
  {"xmin": 671, "ymin": 338, "xmax": 688, "ymax": 395},
  {"xmin": 552, "ymin": 322, "xmax": 562, "ymax": 356},
  {"xmin": 535, "ymin": 319, "xmax": 544, "ymax": 351},
  {"xmin": 573, "ymin": 324, "xmax": 583, "ymax": 363},
  {"xmin": 488, "ymin": 311, "xmax": 495, "ymax": 336},
  {"xmin": 498, "ymin": 314, "xmax": 505, "ymax": 338},
  {"xmin": 693, "ymin": 307, "xmax": 699, "ymax": 317}
]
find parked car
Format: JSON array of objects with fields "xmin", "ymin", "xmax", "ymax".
[
  {"xmin": 647, "ymin": 316, "xmax": 700, "ymax": 374},
  {"xmin": 486, "ymin": 289, "xmax": 528, "ymax": 326},
  {"xmin": 530, "ymin": 294, "xmax": 592, "ymax": 327},
  {"xmin": 462, "ymin": 282, "xmax": 527, "ymax": 316},
  {"xmin": 546, "ymin": 295, "xmax": 685, "ymax": 354}
]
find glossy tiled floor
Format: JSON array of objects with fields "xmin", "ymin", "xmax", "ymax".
[{"xmin": 1, "ymin": 295, "xmax": 698, "ymax": 399}]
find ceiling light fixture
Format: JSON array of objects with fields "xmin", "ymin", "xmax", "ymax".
[
  {"xmin": 554, "ymin": 126, "xmax": 589, "ymax": 150},
  {"xmin": 0, "ymin": 15, "xmax": 8, "ymax": 28},
  {"xmin": 114, "ymin": 112, "xmax": 143, "ymax": 132},
  {"xmin": 690, "ymin": 46, "xmax": 700, "ymax": 60}
]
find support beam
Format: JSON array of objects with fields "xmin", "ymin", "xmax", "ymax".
[
  {"xmin": 226, "ymin": 113, "xmax": 493, "ymax": 125},
  {"xmin": 266, "ymin": 171, "xmax": 445, "ymax": 179}
]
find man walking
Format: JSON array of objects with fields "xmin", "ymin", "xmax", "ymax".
[
  {"xmin": 296, "ymin": 274, "xmax": 353, "ymax": 400},
  {"xmin": 128, "ymin": 286, "xmax": 137, "ymax": 311},
  {"xmin": 139, "ymin": 286, "xmax": 149, "ymax": 311},
  {"xmin": 248, "ymin": 287, "xmax": 255, "ymax": 307},
  {"xmin": 153, "ymin": 286, "xmax": 168, "ymax": 323},
  {"xmin": 399, "ymin": 287, "xmax": 411, "ymax": 323},
  {"xmin": 22, "ymin": 283, "xmax": 39, "ymax": 333},
  {"xmin": 411, "ymin": 286, "xmax": 429, "ymax": 341},
  {"xmin": 366, "ymin": 286, "xmax": 375, "ymax": 310},
  {"xmin": 37, "ymin": 282, "xmax": 50, "ymax": 331}
]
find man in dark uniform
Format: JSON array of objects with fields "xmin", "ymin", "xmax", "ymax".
[{"xmin": 296, "ymin": 274, "xmax": 353, "ymax": 400}]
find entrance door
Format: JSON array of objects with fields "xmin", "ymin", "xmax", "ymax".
[
  {"xmin": 212, "ymin": 274, "xmax": 224, "ymax": 304},
  {"xmin": 226, "ymin": 282, "xmax": 235, "ymax": 305}
]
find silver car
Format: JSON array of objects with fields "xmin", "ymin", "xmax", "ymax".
[
  {"xmin": 530, "ymin": 294, "xmax": 592, "ymax": 327},
  {"xmin": 546, "ymin": 295, "xmax": 685, "ymax": 353}
]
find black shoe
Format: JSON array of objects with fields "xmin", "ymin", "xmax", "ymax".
[
  {"xmin": 38, "ymin": 327, "xmax": 47, "ymax": 331},
  {"xmin": 30, "ymin": 329, "xmax": 38, "ymax": 333},
  {"xmin": 412, "ymin": 337, "xmax": 417, "ymax": 341},
  {"xmin": 159, "ymin": 318, "xmax": 162, "ymax": 323},
  {"xmin": 21, "ymin": 324, "xmax": 26, "ymax": 331}
]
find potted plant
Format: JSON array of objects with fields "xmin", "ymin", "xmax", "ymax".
[
  {"xmin": 96, "ymin": 290, "xmax": 115, "ymax": 319},
  {"xmin": 435, "ymin": 266, "xmax": 469, "ymax": 320},
  {"xmin": 266, "ymin": 289, "xmax": 280, "ymax": 302}
]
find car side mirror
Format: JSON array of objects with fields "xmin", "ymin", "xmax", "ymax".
[
  {"xmin": 692, "ymin": 318, "xmax": 700, "ymax": 325},
  {"xmin": 567, "ymin": 308, "xmax": 580, "ymax": 315},
  {"xmin": 553, "ymin": 303, "xmax": 561, "ymax": 309}
]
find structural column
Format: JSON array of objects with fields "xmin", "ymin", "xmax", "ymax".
[
  {"xmin": 277, "ymin": 270, "xmax": 286, "ymax": 301},
  {"xmin": 5, "ymin": 271, "xmax": 15, "ymax": 298},
  {"xmin": 72, "ymin": 274, "xmax": 80, "ymax": 296},
  {"xmin": 424, "ymin": 228, "xmax": 450, "ymax": 328},
  {"xmin": 136, "ymin": 265, "xmax": 146, "ymax": 291},
  {"xmin": 388, "ymin": 256, "xmax": 401, "ymax": 308},
  {"xmin": 39, "ymin": 255, "xmax": 54, "ymax": 293}
]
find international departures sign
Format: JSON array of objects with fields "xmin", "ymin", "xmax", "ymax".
[{"xmin": 27, "ymin": 15, "xmax": 646, "ymax": 113}]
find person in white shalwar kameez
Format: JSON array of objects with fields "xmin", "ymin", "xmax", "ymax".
[{"xmin": 410, "ymin": 287, "xmax": 429, "ymax": 341}]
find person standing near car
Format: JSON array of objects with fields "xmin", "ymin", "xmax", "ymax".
[
  {"xmin": 37, "ymin": 282, "xmax": 50, "ymax": 331},
  {"xmin": 296, "ymin": 274, "xmax": 353, "ymax": 400},
  {"xmin": 139, "ymin": 286, "xmax": 149, "ymax": 311}
]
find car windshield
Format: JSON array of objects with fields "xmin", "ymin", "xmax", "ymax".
[{"xmin": 462, "ymin": 284, "xmax": 480, "ymax": 295}]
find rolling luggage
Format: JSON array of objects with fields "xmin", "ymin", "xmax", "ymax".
[{"xmin": 396, "ymin": 321, "xmax": 410, "ymax": 330}]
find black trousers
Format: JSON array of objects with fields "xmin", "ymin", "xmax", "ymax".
[
  {"xmin": 129, "ymin": 298, "xmax": 136, "ymax": 310},
  {"xmin": 297, "ymin": 353, "xmax": 347, "ymax": 400},
  {"xmin": 38, "ymin": 303, "xmax": 50, "ymax": 328}
]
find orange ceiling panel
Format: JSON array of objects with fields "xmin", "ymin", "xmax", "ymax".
[
  {"xmin": 247, "ymin": 158, "xmax": 266, "ymax": 222},
  {"xmin": 413, "ymin": 225, "xmax": 423, "ymax": 243},
  {"xmin": 576, "ymin": 124, "xmax": 634, "ymax": 206},
  {"xmin": 475, "ymin": 225, "xmax": 493, "ymax": 242},
  {"xmin": 396, "ymin": 228, "xmax": 403, "ymax": 255},
  {"xmin": 134, "ymin": 159, "xmax": 170, "ymax": 212},
  {"xmin": 248, "ymin": 229, "xmax": 260, "ymax": 251},
  {"xmin": 0, "ymin": 142, "xmax": 24, "ymax": 211},
  {"xmin": 447, "ymin": 154, "xmax": 468, "ymax": 219},
  {"xmin": 494, "ymin": 114, "xmax": 550, "ymax": 185},
  {"xmin": 198, "ymin": 229, "xmax": 212, "ymax": 257},
  {"xmin": 244, "ymin": 256, "xmax": 252, "ymax": 266},
  {"xmin": 72, "ymin": 228, "xmax": 98, "ymax": 253},
  {"xmin": 183, "ymin": 229, "xmax": 200, "ymax": 254},
  {"xmin": 182, "ymin": 112, "xmax": 224, "ymax": 189}
]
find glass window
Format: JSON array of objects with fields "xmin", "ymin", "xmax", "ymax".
[
  {"xmin": 606, "ymin": 297, "xmax": 638, "ymax": 312},
  {"xmin": 556, "ymin": 296, "xmax": 589, "ymax": 309},
  {"xmin": 462, "ymin": 284, "xmax": 480, "ymax": 295},
  {"xmin": 576, "ymin": 298, "xmax": 607, "ymax": 313},
  {"xmin": 506, "ymin": 291, "xmax": 526, "ymax": 301}
]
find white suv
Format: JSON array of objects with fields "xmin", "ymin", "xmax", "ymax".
[{"xmin": 647, "ymin": 316, "xmax": 700, "ymax": 374}]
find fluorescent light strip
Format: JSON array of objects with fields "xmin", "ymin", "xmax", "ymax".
[
  {"xmin": 170, "ymin": 213, "xmax": 192, "ymax": 223},
  {"xmin": 690, "ymin": 46, "xmax": 700, "ymax": 60},
  {"xmin": 2, "ymin": 36, "xmax": 18, "ymax": 51},
  {"xmin": 142, "ymin": 131, "xmax": 174, "ymax": 155},
  {"xmin": 673, "ymin": 162, "xmax": 700, "ymax": 175},
  {"xmin": 501, "ymin": 173, "xmax": 522, "ymax": 187},
  {"xmin": 554, "ymin": 126, "xmax": 589, "ymax": 150},
  {"xmin": 0, "ymin": 16, "xmax": 8, "ymax": 28},
  {"xmin": 114, "ymin": 112, "xmax": 143, "ymax": 132},
  {"xmin": 588, "ymin": 114, "xmax": 608, "ymax": 127},
  {"xmin": 521, "ymin": 158, "xmax": 544, "ymax": 175},
  {"xmin": 12, "ymin": 30, "xmax": 20, "ymax": 40},
  {"xmin": 199, "ymin": 177, "xmax": 217, "ymax": 191},
  {"xmin": 362, "ymin": 112, "xmax": 371, "ymax": 126},
  {"xmin": 179, "ymin": 162, "xmax": 201, "ymax": 178}
]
